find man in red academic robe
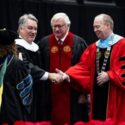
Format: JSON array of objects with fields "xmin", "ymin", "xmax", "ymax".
[
  {"xmin": 38, "ymin": 12, "xmax": 89, "ymax": 125},
  {"xmin": 57, "ymin": 14, "xmax": 125, "ymax": 125}
]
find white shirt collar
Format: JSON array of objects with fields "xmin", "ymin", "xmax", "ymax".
[{"xmin": 15, "ymin": 38, "xmax": 39, "ymax": 52}]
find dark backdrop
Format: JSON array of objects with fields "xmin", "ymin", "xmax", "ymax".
[{"xmin": 0, "ymin": 0, "xmax": 125, "ymax": 44}]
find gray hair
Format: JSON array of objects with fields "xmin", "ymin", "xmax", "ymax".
[
  {"xmin": 50, "ymin": 12, "xmax": 71, "ymax": 26},
  {"xmin": 18, "ymin": 13, "xmax": 38, "ymax": 31},
  {"xmin": 95, "ymin": 13, "xmax": 114, "ymax": 30}
]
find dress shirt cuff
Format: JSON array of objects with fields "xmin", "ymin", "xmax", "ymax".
[{"xmin": 40, "ymin": 72, "xmax": 49, "ymax": 80}]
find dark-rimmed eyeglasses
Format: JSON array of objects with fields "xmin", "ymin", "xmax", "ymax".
[{"xmin": 51, "ymin": 24, "xmax": 66, "ymax": 29}]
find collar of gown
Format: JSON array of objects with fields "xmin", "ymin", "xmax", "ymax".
[
  {"xmin": 96, "ymin": 34, "xmax": 123, "ymax": 48},
  {"xmin": 15, "ymin": 38, "xmax": 39, "ymax": 52}
]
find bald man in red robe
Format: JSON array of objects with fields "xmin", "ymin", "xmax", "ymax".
[{"xmin": 58, "ymin": 14, "xmax": 125, "ymax": 125}]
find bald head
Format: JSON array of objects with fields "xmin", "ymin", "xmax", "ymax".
[
  {"xmin": 94, "ymin": 14, "xmax": 114, "ymax": 30},
  {"xmin": 93, "ymin": 14, "xmax": 114, "ymax": 39}
]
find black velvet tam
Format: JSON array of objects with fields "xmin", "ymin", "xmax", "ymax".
[{"xmin": 0, "ymin": 28, "xmax": 18, "ymax": 45}]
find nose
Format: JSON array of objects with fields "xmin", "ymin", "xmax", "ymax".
[
  {"xmin": 32, "ymin": 29, "xmax": 37, "ymax": 34},
  {"xmin": 94, "ymin": 28, "xmax": 99, "ymax": 34},
  {"xmin": 54, "ymin": 26, "xmax": 60, "ymax": 31}
]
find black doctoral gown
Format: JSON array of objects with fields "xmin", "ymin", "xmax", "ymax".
[
  {"xmin": 15, "ymin": 39, "xmax": 46, "ymax": 122},
  {"xmin": 0, "ymin": 55, "xmax": 34, "ymax": 125}
]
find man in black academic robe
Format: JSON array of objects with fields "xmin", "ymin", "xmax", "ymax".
[{"xmin": 38, "ymin": 12, "xmax": 89, "ymax": 125}]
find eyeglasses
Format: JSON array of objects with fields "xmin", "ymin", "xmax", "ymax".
[{"xmin": 51, "ymin": 24, "xmax": 66, "ymax": 29}]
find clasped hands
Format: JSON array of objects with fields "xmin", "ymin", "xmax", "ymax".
[
  {"xmin": 48, "ymin": 68, "xmax": 70, "ymax": 84},
  {"xmin": 49, "ymin": 70, "xmax": 109, "ymax": 85}
]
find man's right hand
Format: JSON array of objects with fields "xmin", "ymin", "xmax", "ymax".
[
  {"xmin": 55, "ymin": 68, "xmax": 70, "ymax": 83},
  {"xmin": 48, "ymin": 73, "xmax": 63, "ymax": 84}
]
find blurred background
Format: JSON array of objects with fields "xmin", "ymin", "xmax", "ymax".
[{"xmin": 0, "ymin": 0, "xmax": 125, "ymax": 44}]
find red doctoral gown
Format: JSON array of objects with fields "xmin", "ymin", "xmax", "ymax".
[{"xmin": 66, "ymin": 38, "xmax": 125, "ymax": 125}]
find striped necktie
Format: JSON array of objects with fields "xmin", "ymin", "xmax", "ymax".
[{"xmin": 58, "ymin": 39, "xmax": 62, "ymax": 45}]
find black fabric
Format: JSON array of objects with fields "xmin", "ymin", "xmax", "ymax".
[
  {"xmin": 92, "ymin": 48, "xmax": 110, "ymax": 120},
  {"xmin": 0, "ymin": 55, "xmax": 33, "ymax": 124},
  {"xmin": 16, "ymin": 42, "xmax": 47, "ymax": 122},
  {"xmin": 16, "ymin": 44, "xmax": 45, "ymax": 80},
  {"xmin": 121, "ymin": 65, "xmax": 125, "ymax": 69},
  {"xmin": 119, "ymin": 56, "xmax": 125, "ymax": 61}
]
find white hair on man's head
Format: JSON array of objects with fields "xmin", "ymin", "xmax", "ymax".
[
  {"xmin": 18, "ymin": 13, "xmax": 38, "ymax": 31},
  {"xmin": 50, "ymin": 12, "xmax": 71, "ymax": 26}
]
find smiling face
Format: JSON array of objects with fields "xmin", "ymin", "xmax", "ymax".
[
  {"xmin": 19, "ymin": 19, "xmax": 37, "ymax": 44},
  {"xmin": 93, "ymin": 15, "xmax": 113, "ymax": 40},
  {"xmin": 51, "ymin": 18, "xmax": 70, "ymax": 39}
]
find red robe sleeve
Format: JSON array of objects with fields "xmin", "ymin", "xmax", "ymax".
[
  {"xmin": 66, "ymin": 46, "xmax": 92, "ymax": 93},
  {"xmin": 107, "ymin": 38, "xmax": 125, "ymax": 90}
]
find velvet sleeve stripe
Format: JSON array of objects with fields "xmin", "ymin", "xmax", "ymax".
[{"xmin": 16, "ymin": 74, "xmax": 33, "ymax": 106}]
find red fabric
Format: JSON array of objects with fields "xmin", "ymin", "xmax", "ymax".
[
  {"xmin": 49, "ymin": 32, "xmax": 73, "ymax": 125},
  {"xmin": 74, "ymin": 119, "xmax": 115, "ymax": 125},
  {"xmin": 14, "ymin": 121, "xmax": 51, "ymax": 125},
  {"xmin": 89, "ymin": 119, "xmax": 115, "ymax": 125},
  {"xmin": 2, "ymin": 123, "xmax": 9, "ymax": 125},
  {"xmin": 119, "ymin": 122, "xmax": 125, "ymax": 125},
  {"xmin": 66, "ymin": 38, "xmax": 125, "ymax": 124},
  {"xmin": 74, "ymin": 121, "xmax": 87, "ymax": 125}
]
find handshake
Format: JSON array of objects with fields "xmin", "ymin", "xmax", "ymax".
[{"xmin": 48, "ymin": 68, "xmax": 70, "ymax": 84}]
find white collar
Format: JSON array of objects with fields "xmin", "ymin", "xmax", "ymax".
[{"xmin": 15, "ymin": 38, "xmax": 39, "ymax": 52}]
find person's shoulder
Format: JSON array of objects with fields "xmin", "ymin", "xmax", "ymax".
[
  {"xmin": 87, "ymin": 42, "xmax": 96, "ymax": 49},
  {"xmin": 73, "ymin": 34, "xmax": 84, "ymax": 40},
  {"xmin": 38, "ymin": 34, "xmax": 50, "ymax": 45},
  {"xmin": 73, "ymin": 33, "xmax": 87, "ymax": 45},
  {"xmin": 40, "ymin": 35, "xmax": 50, "ymax": 42},
  {"xmin": 115, "ymin": 36, "xmax": 125, "ymax": 46},
  {"xmin": 119, "ymin": 37, "xmax": 125, "ymax": 42},
  {"xmin": 8, "ymin": 56, "xmax": 27, "ymax": 74},
  {"xmin": 16, "ymin": 44, "xmax": 26, "ymax": 50}
]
